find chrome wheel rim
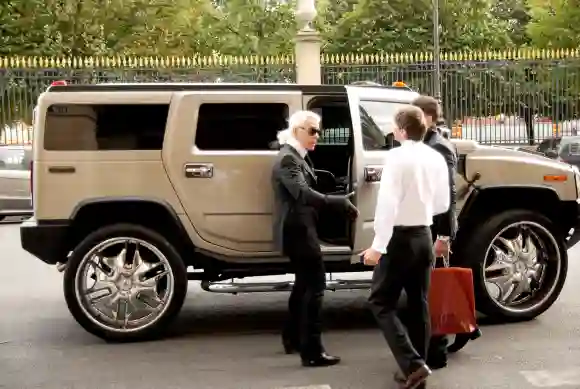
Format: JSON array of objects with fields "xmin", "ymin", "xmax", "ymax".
[
  {"xmin": 74, "ymin": 237, "xmax": 175, "ymax": 333},
  {"xmin": 483, "ymin": 221, "xmax": 561, "ymax": 313}
]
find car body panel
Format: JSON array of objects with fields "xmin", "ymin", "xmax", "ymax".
[{"xmin": 24, "ymin": 83, "xmax": 580, "ymax": 264}]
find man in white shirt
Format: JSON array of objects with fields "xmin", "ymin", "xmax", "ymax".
[{"xmin": 362, "ymin": 105, "xmax": 450, "ymax": 389}]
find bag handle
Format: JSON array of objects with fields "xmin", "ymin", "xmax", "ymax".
[{"xmin": 432, "ymin": 252, "xmax": 450, "ymax": 269}]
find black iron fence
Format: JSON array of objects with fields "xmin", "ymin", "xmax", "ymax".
[{"xmin": 2, "ymin": 49, "xmax": 580, "ymax": 146}]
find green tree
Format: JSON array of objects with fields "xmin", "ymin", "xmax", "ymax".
[
  {"xmin": 527, "ymin": 0, "xmax": 580, "ymax": 48},
  {"xmin": 204, "ymin": 0, "xmax": 297, "ymax": 56},
  {"xmin": 491, "ymin": 0, "xmax": 532, "ymax": 47},
  {"xmin": 328, "ymin": 0, "xmax": 513, "ymax": 53}
]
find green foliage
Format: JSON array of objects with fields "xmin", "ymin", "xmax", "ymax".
[
  {"xmin": 527, "ymin": 0, "xmax": 580, "ymax": 49},
  {"xmin": 0, "ymin": 0, "xmax": 577, "ymax": 56}
]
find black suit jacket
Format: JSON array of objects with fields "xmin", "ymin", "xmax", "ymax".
[
  {"xmin": 424, "ymin": 127, "xmax": 458, "ymax": 239},
  {"xmin": 271, "ymin": 144, "xmax": 341, "ymax": 257}
]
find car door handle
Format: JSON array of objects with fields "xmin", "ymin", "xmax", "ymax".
[
  {"xmin": 184, "ymin": 163, "xmax": 213, "ymax": 178},
  {"xmin": 48, "ymin": 166, "xmax": 76, "ymax": 174},
  {"xmin": 364, "ymin": 166, "xmax": 383, "ymax": 182}
]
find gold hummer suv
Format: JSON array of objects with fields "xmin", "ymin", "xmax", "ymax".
[{"xmin": 20, "ymin": 82, "xmax": 580, "ymax": 342}]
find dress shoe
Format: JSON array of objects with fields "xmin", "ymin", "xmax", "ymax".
[
  {"xmin": 403, "ymin": 364, "xmax": 431, "ymax": 389},
  {"xmin": 448, "ymin": 328, "xmax": 482, "ymax": 354},
  {"xmin": 426, "ymin": 357, "xmax": 447, "ymax": 370},
  {"xmin": 301, "ymin": 353, "xmax": 341, "ymax": 367}
]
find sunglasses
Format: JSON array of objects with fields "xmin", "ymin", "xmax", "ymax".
[{"xmin": 302, "ymin": 126, "xmax": 321, "ymax": 136}]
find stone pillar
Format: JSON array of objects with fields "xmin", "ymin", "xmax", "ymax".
[{"xmin": 294, "ymin": 0, "xmax": 322, "ymax": 85}]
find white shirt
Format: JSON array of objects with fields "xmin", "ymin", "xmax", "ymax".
[
  {"xmin": 286, "ymin": 137, "xmax": 307, "ymax": 158},
  {"xmin": 371, "ymin": 140, "xmax": 450, "ymax": 254}
]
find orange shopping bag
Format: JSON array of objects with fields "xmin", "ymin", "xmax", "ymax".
[{"xmin": 428, "ymin": 257, "xmax": 477, "ymax": 336}]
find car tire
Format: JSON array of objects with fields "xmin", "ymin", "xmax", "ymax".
[
  {"xmin": 63, "ymin": 223, "xmax": 188, "ymax": 342},
  {"xmin": 462, "ymin": 209, "xmax": 568, "ymax": 321}
]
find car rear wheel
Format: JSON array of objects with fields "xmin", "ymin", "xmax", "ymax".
[
  {"xmin": 464, "ymin": 209, "xmax": 567, "ymax": 321},
  {"xmin": 63, "ymin": 223, "xmax": 188, "ymax": 342}
]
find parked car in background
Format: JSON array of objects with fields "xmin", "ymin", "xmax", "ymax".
[
  {"xmin": 0, "ymin": 145, "xmax": 32, "ymax": 221},
  {"xmin": 533, "ymin": 136, "xmax": 580, "ymax": 169}
]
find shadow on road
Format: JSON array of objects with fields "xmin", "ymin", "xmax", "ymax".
[
  {"xmin": 172, "ymin": 296, "xmax": 376, "ymax": 338},
  {"xmin": 169, "ymin": 292, "xmax": 507, "ymax": 340}
]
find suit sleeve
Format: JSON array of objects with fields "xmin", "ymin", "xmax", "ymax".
[
  {"xmin": 276, "ymin": 154, "xmax": 329, "ymax": 208},
  {"xmin": 432, "ymin": 142, "xmax": 457, "ymax": 239},
  {"xmin": 433, "ymin": 153, "xmax": 450, "ymax": 215}
]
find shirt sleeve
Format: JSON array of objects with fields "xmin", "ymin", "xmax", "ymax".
[
  {"xmin": 371, "ymin": 155, "xmax": 404, "ymax": 254},
  {"xmin": 433, "ymin": 153, "xmax": 451, "ymax": 216}
]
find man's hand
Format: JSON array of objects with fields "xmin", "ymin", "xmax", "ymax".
[
  {"xmin": 342, "ymin": 192, "xmax": 359, "ymax": 219},
  {"xmin": 344, "ymin": 198, "xmax": 359, "ymax": 219},
  {"xmin": 434, "ymin": 238, "xmax": 450, "ymax": 258},
  {"xmin": 362, "ymin": 248, "xmax": 382, "ymax": 266},
  {"xmin": 325, "ymin": 192, "xmax": 359, "ymax": 218}
]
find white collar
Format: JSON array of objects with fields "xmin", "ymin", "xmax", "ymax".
[
  {"xmin": 401, "ymin": 139, "xmax": 422, "ymax": 147},
  {"xmin": 286, "ymin": 137, "xmax": 307, "ymax": 158}
]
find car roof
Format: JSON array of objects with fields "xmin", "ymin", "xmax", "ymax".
[{"xmin": 45, "ymin": 82, "xmax": 414, "ymax": 96}]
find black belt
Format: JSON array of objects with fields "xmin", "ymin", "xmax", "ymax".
[{"xmin": 393, "ymin": 225, "xmax": 429, "ymax": 232}]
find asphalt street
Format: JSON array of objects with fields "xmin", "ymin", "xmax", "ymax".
[{"xmin": 2, "ymin": 220, "xmax": 580, "ymax": 389}]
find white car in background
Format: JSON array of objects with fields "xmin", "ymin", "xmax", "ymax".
[{"xmin": 0, "ymin": 145, "xmax": 32, "ymax": 221}]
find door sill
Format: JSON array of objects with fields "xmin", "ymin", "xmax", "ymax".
[{"xmin": 320, "ymin": 243, "xmax": 351, "ymax": 255}]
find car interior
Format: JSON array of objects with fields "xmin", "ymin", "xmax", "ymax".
[{"xmin": 305, "ymin": 95, "xmax": 356, "ymax": 246}]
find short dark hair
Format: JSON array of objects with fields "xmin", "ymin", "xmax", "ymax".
[
  {"xmin": 394, "ymin": 105, "xmax": 428, "ymax": 141},
  {"xmin": 412, "ymin": 95, "xmax": 441, "ymax": 122}
]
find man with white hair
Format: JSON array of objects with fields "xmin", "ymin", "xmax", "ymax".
[{"xmin": 271, "ymin": 110, "xmax": 359, "ymax": 367}]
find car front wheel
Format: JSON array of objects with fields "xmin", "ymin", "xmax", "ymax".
[
  {"xmin": 63, "ymin": 223, "xmax": 188, "ymax": 342},
  {"xmin": 465, "ymin": 209, "xmax": 568, "ymax": 321}
]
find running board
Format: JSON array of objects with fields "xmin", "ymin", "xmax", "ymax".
[{"xmin": 200, "ymin": 278, "xmax": 372, "ymax": 294}]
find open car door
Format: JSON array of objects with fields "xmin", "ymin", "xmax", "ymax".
[{"xmin": 345, "ymin": 85, "xmax": 420, "ymax": 263}]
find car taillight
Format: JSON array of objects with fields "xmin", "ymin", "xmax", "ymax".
[{"xmin": 50, "ymin": 80, "xmax": 67, "ymax": 86}]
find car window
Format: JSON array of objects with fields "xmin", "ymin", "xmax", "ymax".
[
  {"xmin": 195, "ymin": 103, "xmax": 289, "ymax": 150},
  {"xmin": 0, "ymin": 147, "xmax": 31, "ymax": 170},
  {"xmin": 359, "ymin": 100, "xmax": 410, "ymax": 150},
  {"xmin": 560, "ymin": 141, "xmax": 580, "ymax": 156}
]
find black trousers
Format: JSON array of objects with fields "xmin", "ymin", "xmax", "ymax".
[
  {"xmin": 368, "ymin": 226, "xmax": 433, "ymax": 376},
  {"xmin": 282, "ymin": 223, "xmax": 326, "ymax": 359},
  {"xmin": 400, "ymin": 233, "xmax": 448, "ymax": 366}
]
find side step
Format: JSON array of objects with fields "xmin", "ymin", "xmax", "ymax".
[{"xmin": 200, "ymin": 278, "xmax": 372, "ymax": 294}]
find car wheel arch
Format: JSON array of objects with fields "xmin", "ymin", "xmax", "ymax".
[{"xmin": 67, "ymin": 197, "xmax": 196, "ymax": 263}]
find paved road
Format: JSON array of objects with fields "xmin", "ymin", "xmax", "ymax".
[{"xmin": 2, "ymin": 221, "xmax": 580, "ymax": 389}]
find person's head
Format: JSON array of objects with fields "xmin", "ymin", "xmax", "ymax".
[
  {"xmin": 393, "ymin": 105, "xmax": 428, "ymax": 142},
  {"xmin": 411, "ymin": 95, "xmax": 441, "ymax": 128},
  {"xmin": 277, "ymin": 110, "xmax": 321, "ymax": 151}
]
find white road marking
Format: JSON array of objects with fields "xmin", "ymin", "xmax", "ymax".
[
  {"xmin": 521, "ymin": 370, "xmax": 580, "ymax": 387},
  {"xmin": 275, "ymin": 386, "xmax": 332, "ymax": 389}
]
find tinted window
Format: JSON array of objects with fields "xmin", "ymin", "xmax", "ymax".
[
  {"xmin": 195, "ymin": 103, "xmax": 289, "ymax": 150},
  {"xmin": 311, "ymin": 104, "xmax": 352, "ymax": 146},
  {"xmin": 44, "ymin": 104, "xmax": 169, "ymax": 150}
]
